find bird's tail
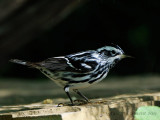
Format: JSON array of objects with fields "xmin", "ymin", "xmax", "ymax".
[{"xmin": 10, "ymin": 59, "xmax": 39, "ymax": 68}]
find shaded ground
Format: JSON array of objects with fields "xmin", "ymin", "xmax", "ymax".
[{"xmin": 0, "ymin": 75, "xmax": 160, "ymax": 105}]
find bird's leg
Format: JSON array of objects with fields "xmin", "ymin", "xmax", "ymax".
[
  {"xmin": 64, "ymin": 85, "xmax": 74, "ymax": 105},
  {"xmin": 73, "ymin": 89, "xmax": 89, "ymax": 102}
]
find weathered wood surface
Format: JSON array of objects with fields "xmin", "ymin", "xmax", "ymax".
[
  {"xmin": 0, "ymin": 92, "xmax": 160, "ymax": 120},
  {"xmin": 1, "ymin": 75, "xmax": 160, "ymax": 120}
]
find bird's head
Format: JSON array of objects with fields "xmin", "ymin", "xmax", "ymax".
[{"xmin": 97, "ymin": 45, "xmax": 131, "ymax": 64}]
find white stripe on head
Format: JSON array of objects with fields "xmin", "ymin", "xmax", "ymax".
[{"xmin": 97, "ymin": 46, "xmax": 124, "ymax": 55}]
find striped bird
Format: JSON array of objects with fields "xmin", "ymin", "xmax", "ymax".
[{"xmin": 10, "ymin": 45, "xmax": 129, "ymax": 105}]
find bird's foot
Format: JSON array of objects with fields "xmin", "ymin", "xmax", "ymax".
[
  {"xmin": 57, "ymin": 103, "xmax": 65, "ymax": 107},
  {"xmin": 57, "ymin": 102, "xmax": 75, "ymax": 107},
  {"xmin": 74, "ymin": 99, "xmax": 90, "ymax": 105}
]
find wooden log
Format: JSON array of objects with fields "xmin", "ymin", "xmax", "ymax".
[{"xmin": 0, "ymin": 92, "xmax": 160, "ymax": 120}]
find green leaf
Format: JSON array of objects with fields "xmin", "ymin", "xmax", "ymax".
[{"xmin": 135, "ymin": 106, "xmax": 160, "ymax": 120}]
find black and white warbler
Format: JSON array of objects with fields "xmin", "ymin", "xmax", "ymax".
[{"xmin": 10, "ymin": 45, "xmax": 130, "ymax": 105}]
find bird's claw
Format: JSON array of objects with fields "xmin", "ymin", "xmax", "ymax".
[
  {"xmin": 57, "ymin": 103, "xmax": 64, "ymax": 107},
  {"xmin": 74, "ymin": 99, "xmax": 90, "ymax": 105}
]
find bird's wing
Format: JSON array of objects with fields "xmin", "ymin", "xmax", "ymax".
[
  {"xmin": 38, "ymin": 51, "xmax": 100, "ymax": 73},
  {"xmin": 38, "ymin": 57, "xmax": 69, "ymax": 71}
]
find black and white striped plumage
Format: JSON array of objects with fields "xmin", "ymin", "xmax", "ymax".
[{"xmin": 10, "ymin": 45, "xmax": 127, "ymax": 105}]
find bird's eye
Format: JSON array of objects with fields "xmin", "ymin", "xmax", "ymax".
[{"xmin": 111, "ymin": 50, "xmax": 116, "ymax": 55}]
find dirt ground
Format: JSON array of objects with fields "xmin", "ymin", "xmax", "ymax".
[{"xmin": 0, "ymin": 75, "xmax": 160, "ymax": 106}]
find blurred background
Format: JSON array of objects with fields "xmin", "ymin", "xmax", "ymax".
[{"xmin": 0, "ymin": 0, "xmax": 160, "ymax": 106}]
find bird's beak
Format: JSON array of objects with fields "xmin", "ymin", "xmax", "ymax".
[{"xmin": 119, "ymin": 54, "xmax": 134, "ymax": 59}]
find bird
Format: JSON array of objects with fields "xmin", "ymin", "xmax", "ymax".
[{"xmin": 10, "ymin": 45, "xmax": 130, "ymax": 105}]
